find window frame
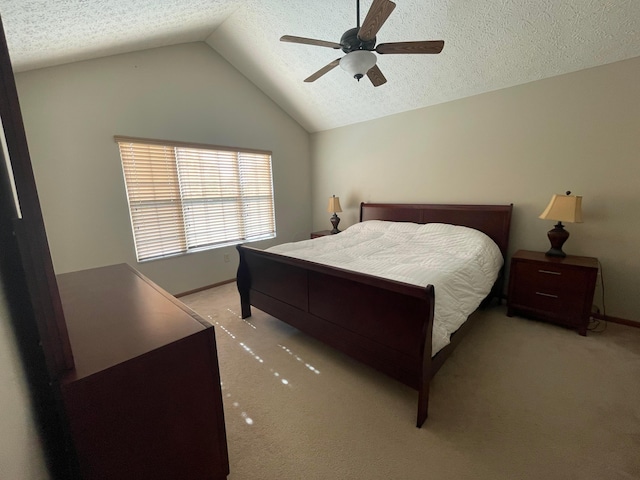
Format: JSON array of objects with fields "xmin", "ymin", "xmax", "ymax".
[{"xmin": 115, "ymin": 136, "xmax": 276, "ymax": 262}]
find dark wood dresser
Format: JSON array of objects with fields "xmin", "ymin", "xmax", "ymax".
[
  {"xmin": 57, "ymin": 264, "xmax": 229, "ymax": 479},
  {"xmin": 507, "ymin": 250, "xmax": 598, "ymax": 335}
]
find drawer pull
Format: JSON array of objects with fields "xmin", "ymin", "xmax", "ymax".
[
  {"xmin": 535, "ymin": 292, "xmax": 559, "ymax": 298},
  {"xmin": 538, "ymin": 269, "xmax": 561, "ymax": 276}
]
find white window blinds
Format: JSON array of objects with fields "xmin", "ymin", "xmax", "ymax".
[{"xmin": 116, "ymin": 136, "xmax": 275, "ymax": 262}]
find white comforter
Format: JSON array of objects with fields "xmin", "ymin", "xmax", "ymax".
[{"xmin": 267, "ymin": 220, "xmax": 504, "ymax": 355}]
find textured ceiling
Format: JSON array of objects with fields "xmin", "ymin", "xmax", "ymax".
[{"xmin": 2, "ymin": 0, "xmax": 640, "ymax": 132}]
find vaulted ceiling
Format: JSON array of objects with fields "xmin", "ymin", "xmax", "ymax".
[{"xmin": 2, "ymin": 0, "xmax": 639, "ymax": 132}]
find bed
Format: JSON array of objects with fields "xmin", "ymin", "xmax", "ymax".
[{"xmin": 236, "ymin": 202, "xmax": 513, "ymax": 427}]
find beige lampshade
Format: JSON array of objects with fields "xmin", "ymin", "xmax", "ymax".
[
  {"xmin": 327, "ymin": 195, "xmax": 342, "ymax": 213},
  {"xmin": 539, "ymin": 192, "xmax": 583, "ymax": 223}
]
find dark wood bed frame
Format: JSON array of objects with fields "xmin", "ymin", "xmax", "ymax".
[{"xmin": 236, "ymin": 202, "xmax": 513, "ymax": 427}]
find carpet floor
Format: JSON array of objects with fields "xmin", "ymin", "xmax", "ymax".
[{"xmin": 181, "ymin": 282, "xmax": 640, "ymax": 480}]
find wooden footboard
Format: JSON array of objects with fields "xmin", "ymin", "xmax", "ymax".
[{"xmin": 236, "ymin": 245, "xmax": 435, "ymax": 427}]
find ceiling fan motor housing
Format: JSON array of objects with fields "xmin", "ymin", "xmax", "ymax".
[{"xmin": 340, "ymin": 27, "xmax": 376, "ymax": 53}]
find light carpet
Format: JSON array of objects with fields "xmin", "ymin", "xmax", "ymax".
[{"xmin": 181, "ymin": 282, "xmax": 640, "ymax": 480}]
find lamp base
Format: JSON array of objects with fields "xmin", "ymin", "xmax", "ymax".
[
  {"xmin": 330, "ymin": 213, "xmax": 341, "ymax": 234},
  {"xmin": 545, "ymin": 222, "xmax": 569, "ymax": 257},
  {"xmin": 545, "ymin": 247, "xmax": 567, "ymax": 258}
]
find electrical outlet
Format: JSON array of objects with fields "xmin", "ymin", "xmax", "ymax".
[{"xmin": 223, "ymin": 254, "xmax": 230, "ymax": 263}]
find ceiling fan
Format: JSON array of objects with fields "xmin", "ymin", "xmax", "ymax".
[{"xmin": 280, "ymin": 0, "xmax": 444, "ymax": 87}]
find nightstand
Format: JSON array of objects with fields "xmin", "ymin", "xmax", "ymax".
[
  {"xmin": 507, "ymin": 250, "xmax": 598, "ymax": 335},
  {"xmin": 310, "ymin": 230, "xmax": 334, "ymax": 239}
]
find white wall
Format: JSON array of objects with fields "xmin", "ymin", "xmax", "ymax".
[
  {"xmin": 0, "ymin": 283, "xmax": 50, "ymax": 479},
  {"xmin": 15, "ymin": 42, "xmax": 311, "ymax": 294},
  {"xmin": 311, "ymin": 57, "xmax": 640, "ymax": 322}
]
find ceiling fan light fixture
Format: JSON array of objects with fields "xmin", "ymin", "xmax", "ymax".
[{"xmin": 339, "ymin": 50, "xmax": 376, "ymax": 81}]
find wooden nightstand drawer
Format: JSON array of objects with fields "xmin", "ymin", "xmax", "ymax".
[
  {"xmin": 507, "ymin": 250, "xmax": 598, "ymax": 335},
  {"xmin": 513, "ymin": 261, "xmax": 589, "ymax": 292},
  {"xmin": 510, "ymin": 262, "xmax": 591, "ymax": 320},
  {"xmin": 510, "ymin": 284, "xmax": 584, "ymax": 324}
]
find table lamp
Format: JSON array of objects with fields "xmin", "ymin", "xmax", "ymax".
[
  {"xmin": 327, "ymin": 195, "xmax": 343, "ymax": 234},
  {"xmin": 538, "ymin": 191, "xmax": 583, "ymax": 257}
]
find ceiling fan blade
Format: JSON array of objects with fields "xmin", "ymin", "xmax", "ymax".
[
  {"xmin": 304, "ymin": 58, "xmax": 342, "ymax": 82},
  {"xmin": 367, "ymin": 64, "xmax": 387, "ymax": 87},
  {"xmin": 358, "ymin": 0, "xmax": 396, "ymax": 42},
  {"xmin": 280, "ymin": 35, "xmax": 342, "ymax": 49},
  {"xmin": 376, "ymin": 40, "xmax": 445, "ymax": 55}
]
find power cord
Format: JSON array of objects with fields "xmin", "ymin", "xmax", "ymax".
[{"xmin": 588, "ymin": 260, "xmax": 607, "ymax": 333}]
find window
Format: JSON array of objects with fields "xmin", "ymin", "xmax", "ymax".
[{"xmin": 115, "ymin": 136, "xmax": 276, "ymax": 262}]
